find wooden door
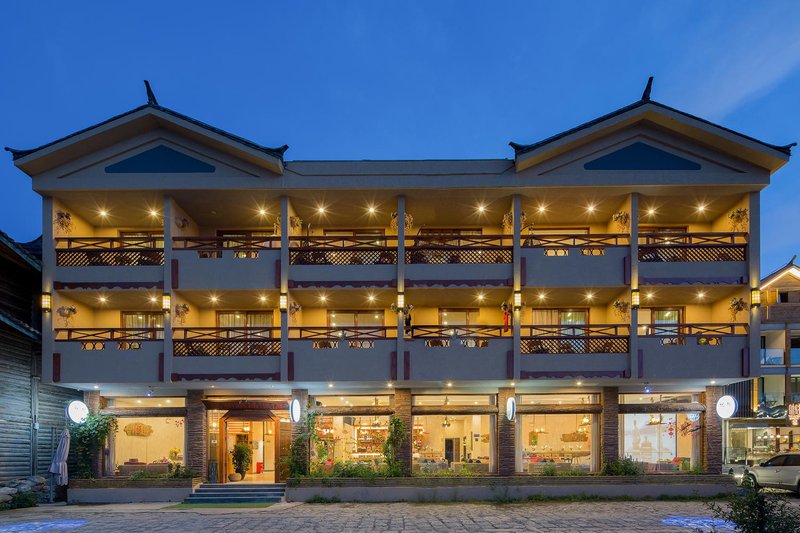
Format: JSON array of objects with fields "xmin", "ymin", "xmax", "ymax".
[{"xmin": 276, "ymin": 421, "xmax": 292, "ymax": 482}]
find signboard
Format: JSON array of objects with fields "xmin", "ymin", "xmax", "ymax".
[
  {"xmin": 289, "ymin": 398, "xmax": 302, "ymax": 423},
  {"xmin": 788, "ymin": 403, "xmax": 800, "ymax": 426},
  {"xmin": 66, "ymin": 400, "xmax": 89, "ymax": 424},
  {"xmin": 716, "ymin": 395, "xmax": 737, "ymax": 419},
  {"xmin": 506, "ymin": 397, "xmax": 516, "ymax": 421},
  {"xmin": 687, "ymin": 412, "xmax": 701, "ymax": 423}
]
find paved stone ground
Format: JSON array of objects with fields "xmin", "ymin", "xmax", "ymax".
[{"xmin": 0, "ymin": 499, "xmax": 799, "ymax": 532}]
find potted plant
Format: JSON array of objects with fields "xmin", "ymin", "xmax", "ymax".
[
  {"xmin": 502, "ymin": 210, "xmax": 527, "ymax": 232},
  {"xmin": 727, "ymin": 208, "xmax": 749, "ymax": 232},
  {"xmin": 54, "ymin": 210, "xmax": 73, "ymax": 234},
  {"xmin": 174, "ymin": 303, "xmax": 190, "ymax": 325},
  {"xmin": 612, "ymin": 211, "xmax": 630, "ymax": 232},
  {"xmin": 729, "ymin": 297, "xmax": 748, "ymax": 321},
  {"xmin": 390, "ymin": 212, "xmax": 414, "ymax": 232},
  {"xmin": 230, "ymin": 441, "xmax": 252, "ymax": 481},
  {"xmin": 612, "ymin": 300, "xmax": 630, "ymax": 320}
]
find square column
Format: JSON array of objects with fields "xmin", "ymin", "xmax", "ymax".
[
  {"xmin": 497, "ymin": 387, "xmax": 516, "ymax": 476},
  {"xmin": 393, "ymin": 388, "xmax": 413, "ymax": 476},
  {"xmin": 291, "ymin": 389, "xmax": 309, "ymax": 475},
  {"xmin": 703, "ymin": 385, "xmax": 724, "ymax": 474},
  {"xmin": 601, "ymin": 387, "xmax": 619, "ymax": 465},
  {"xmin": 187, "ymin": 390, "xmax": 208, "ymax": 481},
  {"xmin": 83, "ymin": 391, "xmax": 102, "ymax": 478}
]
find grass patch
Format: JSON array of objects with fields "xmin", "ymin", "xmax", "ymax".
[
  {"xmin": 306, "ymin": 495, "xmax": 342, "ymax": 504},
  {"xmin": 165, "ymin": 502, "xmax": 275, "ymax": 509}
]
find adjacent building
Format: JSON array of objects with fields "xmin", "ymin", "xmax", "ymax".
[
  {"xmin": 6, "ymin": 83, "xmax": 792, "ymax": 480},
  {"xmin": 0, "ymin": 231, "xmax": 79, "ymax": 482}
]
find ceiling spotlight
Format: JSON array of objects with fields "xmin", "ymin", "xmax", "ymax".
[
  {"xmin": 92, "ymin": 384, "xmax": 99, "ymax": 390},
  {"xmin": 387, "ymin": 382, "xmax": 393, "ymax": 388},
  {"xmin": 710, "ymin": 379, "xmax": 717, "ymax": 385},
  {"xmin": 538, "ymin": 205, "xmax": 546, "ymax": 214},
  {"xmin": 446, "ymin": 382, "xmax": 453, "ymax": 387},
  {"xmin": 576, "ymin": 381, "xmax": 583, "ymax": 386},
  {"xmin": 697, "ymin": 203, "xmax": 706, "ymax": 213},
  {"xmin": 538, "ymin": 292, "xmax": 546, "ymax": 301},
  {"xmin": 259, "ymin": 295, "xmax": 267, "ymax": 303},
  {"xmin": 647, "ymin": 208, "xmax": 656, "ymax": 216},
  {"xmin": 320, "ymin": 295, "xmax": 328, "ymax": 303},
  {"xmin": 476, "ymin": 292, "xmax": 485, "ymax": 302},
  {"xmin": 210, "ymin": 295, "xmax": 219, "ymax": 303},
  {"xmin": 317, "ymin": 206, "xmax": 326, "ymax": 215},
  {"xmin": 258, "ymin": 208, "xmax": 267, "ymax": 216},
  {"xmin": 149, "ymin": 209, "xmax": 159, "ymax": 217},
  {"xmin": 98, "ymin": 209, "xmax": 109, "ymax": 217},
  {"xmin": 697, "ymin": 291, "xmax": 706, "ymax": 300},
  {"xmin": 645, "ymin": 292, "xmax": 654, "ymax": 300},
  {"xmin": 149, "ymin": 296, "xmax": 157, "ymax": 303},
  {"xmin": 477, "ymin": 204, "xmax": 486, "ymax": 214},
  {"xmin": 586, "ymin": 204, "xmax": 596, "ymax": 213},
  {"xmin": 510, "ymin": 381, "xmax": 516, "ymax": 387},
  {"xmin": 585, "ymin": 292, "xmax": 594, "ymax": 301},
  {"xmin": 98, "ymin": 296, "xmax": 107, "ymax": 303},
  {"xmin": 328, "ymin": 383, "xmax": 334, "ymax": 388},
  {"xmin": 367, "ymin": 294, "xmax": 376, "ymax": 302}
]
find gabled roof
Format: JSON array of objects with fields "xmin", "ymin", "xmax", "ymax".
[
  {"xmin": 0, "ymin": 310, "xmax": 40, "ymax": 341},
  {"xmin": 761, "ymin": 255, "xmax": 800, "ymax": 289},
  {"xmin": 510, "ymin": 88, "xmax": 794, "ymax": 173},
  {"xmin": 5, "ymin": 84, "xmax": 288, "ymax": 176},
  {"xmin": 0, "ymin": 230, "xmax": 41, "ymax": 271}
]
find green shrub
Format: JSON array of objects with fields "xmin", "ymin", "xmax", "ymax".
[
  {"xmin": 71, "ymin": 413, "xmax": 118, "ymax": 479},
  {"xmin": 600, "ymin": 457, "xmax": 643, "ymax": 476},
  {"xmin": 414, "ymin": 465, "xmax": 478, "ymax": 478},
  {"xmin": 231, "ymin": 442, "xmax": 253, "ymax": 479},
  {"xmin": 128, "ymin": 463, "xmax": 198, "ymax": 480},
  {"xmin": 128, "ymin": 470, "xmax": 162, "ymax": 480},
  {"xmin": 706, "ymin": 488, "xmax": 800, "ymax": 533},
  {"xmin": 0, "ymin": 492, "xmax": 39, "ymax": 511},
  {"xmin": 540, "ymin": 464, "xmax": 558, "ymax": 477},
  {"xmin": 559, "ymin": 467, "xmax": 589, "ymax": 476},
  {"xmin": 382, "ymin": 415, "xmax": 405, "ymax": 477}
]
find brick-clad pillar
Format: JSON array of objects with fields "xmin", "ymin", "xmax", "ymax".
[
  {"xmin": 601, "ymin": 387, "xmax": 619, "ymax": 465},
  {"xmin": 291, "ymin": 389, "xmax": 309, "ymax": 475},
  {"xmin": 393, "ymin": 388, "xmax": 413, "ymax": 476},
  {"xmin": 703, "ymin": 386, "xmax": 724, "ymax": 474},
  {"xmin": 186, "ymin": 390, "xmax": 208, "ymax": 481},
  {"xmin": 83, "ymin": 391, "xmax": 102, "ymax": 477},
  {"xmin": 497, "ymin": 387, "xmax": 516, "ymax": 476}
]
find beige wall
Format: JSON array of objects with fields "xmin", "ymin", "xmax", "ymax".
[{"xmin": 114, "ymin": 416, "xmax": 186, "ymax": 466}]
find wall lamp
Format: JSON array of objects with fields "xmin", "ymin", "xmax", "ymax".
[
  {"xmin": 750, "ymin": 288, "xmax": 761, "ymax": 308},
  {"xmin": 513, "ymin": 291, "xmax": 522, "ymax": 310},
  {"xmin": 631, "ymin": 289, "xmax": 640, "ymax": 309},
  {"xmin": 41, "ymin": 292, "xmax": 52, "ymax": 313},
  {"xmin": 279, "ymin": 292, "xmax": 288, "ymax": 312},
  {"xmin": 161, "ymin": 293, "xmax": 171, "ymax": 313}
]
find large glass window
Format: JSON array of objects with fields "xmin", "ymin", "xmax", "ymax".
[
  {"xmin": 757, "ymin": 375, "xmax": 786, "ymax": 408},
  {"xmin": 328, "ymin": 310, "xmax": 384, "ymax": 329},
  {"xmin": 217, "ymin": 311, "xmax": 274, "ymax": 338},
  {"xmin": 121, "ymin": 312, "xmax": 164, "ymax": 339},
  {"xmin": 622, "ymin": 413, "xmax": 698, "ymax": 471},
  {"xmin": 414, "ymin": 395, "xmax": 491, "ymax": 406},
  {"xmin": 638, "ymin": 308, "xmax": 682, "ymax": 336},
  {"xmin": 791, "ymin": 332, "xmax": 800, "ymax": 366},
  {"xmin": 315, "ymin": 395, "xmax": 392, "ymax": 407},
  {"xmin": 112, "ymin": 416, "xmax": 186, "ymax": 476},
  {"xmin": 519, "ymin": 413, "xmax": 593, "ymax": 473},
  {"xmin": 311, "ymin": 415, "xmax": 390, "ymax": 468},
  {"xmin": 412, "ymin": 415, "xmax": 493, "ymax": 474}
]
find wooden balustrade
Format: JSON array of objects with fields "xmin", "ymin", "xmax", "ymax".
[
  {"xmin": 289, "ymin": 236, "xmax": 398, "ymax": 265},
  {"xmin": 55, "ymin": 237, "xmax": 164, "ymax": 266},
  {"xmin": 173, "ymin": 236, "xmax": 280, "ymax": 250},
  {"xmin": 405, "ymin": 234, "xmax": 512, "ymax": 264},
  {"xmin": 638, "ymin": 232, "xmax": 747, "ymax": 263},
  {"xmin": 173, "ymin": 327, "xmax": 280, "ymax": 356},
  {"xmin": 520, "ymin": 324, "xmax": 629, "ymax": 354}
]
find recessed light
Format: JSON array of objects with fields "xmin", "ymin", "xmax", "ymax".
[
  {"xmin": 210, "ymin": 296, "xmax": 219, "ymax": 303},
  {"xmin": 98, "ymin": 209, "xmax": 109, "ymax": 217},
  {"xmin": 697, "ymin": 291, "xmax": 706, "ymax": 300},
  {"xmin": 647, "ymin": 208, "xmax": 656, "ymax": 216},
  {"xmin": 165, "ymin": 399, "xmax": 171, "ymax": 403},
  {"xmin": 317, "ymin": 206, "xmax": 326, "ymax": 215},
  {"xmin": 586, "ymin": 204, "xmax": 596, "ymax": 213},
  {"xmin": 476, "ymin": 293, "xmax": 485, "ymax": 302},
  {"xmin": 367, "ymin": 206, "xmax": 376, "ymax": 214},
  {"xmin": 510, "ymin": 381, "xmax": 516, "ymax": 387},
  {"xmin": 697, "ymin": 203, "xmax": 706, "ymax": 213},
  {"xmin": 320, "ymin": 295, "xmax": 328, "ymax": 302},
  {"xmin": 136, "ymin": 399, "xmax": 142, "ymax": 404},
  {"xmin": 538, "ymin": 292, "xmax": 546, "ymax": 300},
  {"xmin": 367, "ymin": 294, "xmax": 376, "ymax": 302},
  {"xmin": 92, "ymin": 384, "xmax": 99, "ymax": 390},
  {"xmin": 538, "ymin": 205, "xmax": 546, "ymax": 214},
  {"xmin": 149, "ymin": 296, "xmax": 157, "ymax": 303},
  {"xmin": 710, "ymin": 379, "xmax": 716, "ymax": 385},
  {"xmin": 576, "ymin": 381, "xmax": 583, "ymax": 386},
  {"xmin": 149, "ymin": 209, "xmax": 159, "ymax": 217},
  {"xmin": 258, "ymin": 208, "xmax": 267, "ymax": 216},
  {"xmin": 259, "ymin": 295, "xmax": 267, "ymax": 303},
  {"xmin": 328, "ymin": 383, "xmax": 333, "ymax": 388},
  {"xmin": 446, "ymin": 382, "xmax": 453, "ymax": 387},
  {"xmin": 387, "ymin": 382, "xmax": 393, "ymax": 388},
  {"xmin": 477, "ymin": 204, "xmax": 486, "ymax": 213},
  {"xmin": 585, "ymin": 292, "xmax": 594, "ymax": 301},
  {"xmin": 98, "ymin": 296, "xmax": 107, "ymax": 303}
]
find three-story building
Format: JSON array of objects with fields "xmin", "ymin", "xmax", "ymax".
[{"xmin": 7, "ymin": 83, "xmax": 791, "ymax": 481}]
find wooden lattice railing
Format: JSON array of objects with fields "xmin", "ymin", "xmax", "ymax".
[
  {"xmin": 638, "ymin": 323, "xmax": 747, "ymax": 347},
  {"xmin": 173, "ymin": 236, "xmax": 280, "ymax": 250},
  {"xmin": 55, "ymin": 237, "xmax": 164, "ymax": 266},
  {"xmin": 55, "ymin": 328, "xmax": 164, "ymax": 341},
  {"xmin": 410, "ymin": 324, "xmax": 510, "ymax": 338},
  {"xmin": 406, "ymin": 234, "xmax": 512, "ymax": 264},
  {"xmin": 520, "ymin": 324, "xmax": 630, "ymax": 354},
  {"xmin": 638, "ymin": 232, "xmax": 747, "ymax": 263},
  {"xmin": 173, "ymin": 328, "xmax": 280, "ymax": 356},
  {"xmin": 288, "ymin": 326, "xmax": 396, "ymax": 339},
  {"xmin": 289, "ymin": 236, "xmax": 398, "ymax": 265},
  {"xmin": 522, "ymin": 234, "xmax": 629, "ymax": 247}
]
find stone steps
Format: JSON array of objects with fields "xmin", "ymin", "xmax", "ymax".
[{"xmin": 183, "ymin": 483, "xmax": 285, "ymax": 504}]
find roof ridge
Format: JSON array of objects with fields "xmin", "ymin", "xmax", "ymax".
[{"xmin": 0, "ymin": 230, "xmax": 41, "ymax": 271}]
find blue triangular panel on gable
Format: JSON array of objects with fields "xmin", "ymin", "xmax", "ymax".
[
  {"xmin": 583, "ymin": 142, "xmax": 701, "ymax": 170},
  {"xmin": 105, "ymin": 146, "xmax": 216, "ymax": 173}
]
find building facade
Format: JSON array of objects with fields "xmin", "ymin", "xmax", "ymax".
[
  {"xmin": 0, "ymin": 231, "xmax": 80, "ymax": 482},
  {"xmin": 7, "ymin": 84, "xmax": 792, "ymax": 480},
  {"xmin": 723, "ymin": 257, "xmax": 800, "ymax": 470}
]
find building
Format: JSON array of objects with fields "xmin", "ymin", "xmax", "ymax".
[
  {"xmin": 0, "ymin": 231, "xmax": 79, "ymax": 482},
  {"xmin": 6, "ymin": 81, "xmax": 792, "ymax": 481},
  {"xmin": 723, "ymin": 257, "xmax": 800, "ymax": 469}
]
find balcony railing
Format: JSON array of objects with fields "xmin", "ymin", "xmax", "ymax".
[
  {"xmin": 173, "ymin": 236, "xmax": 280, "ymax": 258},
  {"xmin": 410, "ymin": 324, "xmax": 509, "ymax": 348},
  {"xmin": 638, "ymin": 323, "xmax": 748, "ymax": 346},
  {"xmin": 55, "ymin": 328, "xmax": 163, "ymax": 350},
  {"xmin": 406, "ymin": 234, "xmax": 512, "ymax": 264},
  {"xmin": 638, "ymin": 232, "xmax": 747, "ymax": 263},
  {"xmin": 289, "ymin": 236, "xmax": 398, "ymax": 265},
  {"xmin": 522, "ymin": 234, "xmax": 628, "ymax": 257},
  {"xmin": 55, "ymin": 237, "xmax": 164, "ymax": 266},
  {"xmin": 173, "ymin": 327, "xmax": 280, "ymax": 356},
  {"xmin": 520, "ymin": 324, "xmax": 629, "ymax": 354},
  {"xmin": 289, "ymin": 326, "xmax": 395, "ymax": 349},
  {"xmin": 762, "ymin": 303, "xmax": 800, "ymax": 323}
]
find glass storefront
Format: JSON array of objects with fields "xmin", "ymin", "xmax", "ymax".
[
  {"xmin": 312, "ymin": 415, "xmax": 390, "ymax": 467},
  {"xmin": 112, "ymin": 415, "xmax": 186, "ymax": 476},
  {"xmin": 519, "ymin": 413, "xmax": 594, "ymax": 473},
  {"xmin": 412, "ymin": 415, "xmax": 493, "ymax": 474},
  {"xmin": 621, "ymin": 413, "xmax": 699, "ymax": 471}
]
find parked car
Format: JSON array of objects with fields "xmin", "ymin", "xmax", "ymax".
[{"xmin": 742, "ymin": 453, "xmax": 800, "ymax": 492}]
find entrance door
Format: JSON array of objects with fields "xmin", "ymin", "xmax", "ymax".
[
  {"xmin": 276, "ymin": 421, "xmax": 292, "ymax": 483},
  {"xmin": 445, "ymin": 438, "xmax": 460, "ymax": 465}
]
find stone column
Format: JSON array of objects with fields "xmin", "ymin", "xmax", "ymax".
[
  {"xmin": 601, "ymin": 387, "xmax": 619, "ymax": 465},
  {"xmin": 703, "ymin": 386, "xmax": 724, "ymax": 474},
  {"xmin": 497, "ymin": 387, "xmax": 516, "ymax": 476},
  {"xmin": 393, "ymin": 388, "xmax": 413, "ymax": 476},
  {"xmin": 83, "ymin": 391, "xmax": 103, "ymax": 478},
  {"xmin": 186, "ymin": 390, "xmax": 208, "ymax": 480},
  {"xmin": 291, "ymin": 389, "xmax": 309, "ymax": 475}
]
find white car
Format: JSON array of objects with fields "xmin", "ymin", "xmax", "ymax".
[{"xmin": 743, "ymin": 453, "xmax": 800, "ymax": 493}]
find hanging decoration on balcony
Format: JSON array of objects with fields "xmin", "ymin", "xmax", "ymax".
[
  {"xmin": 500, "ymin": 302, "xmax": 513, "ymax": 332},
  {"xmin": 612, "ymin": 299, "xmax": 630, "ymax": 321},
  {"xmin": 502, "ymin": 210, "xmax": 526, "ymax": 232},
  {"xmin": 56, "ymin": 306, "xmax": 77, "ymax": 326},
  {"xmin": 727, "ymin": 208, "xmax": 749, "ymax": 232},
  {"xmin": 390, "ymin": 212, "xmax": 414, "ymax": 232},
  {"xmin": 288, "ymin": 301, "xmax": 301, "ymax": 325},
  {"xmin": 174, "ymin": 303, "xmax": 190, "ymax": 325},
  {"xmin": 612, "ymin": 211, "xmax": 630, "ymax": 232},
  {"xmin": 174, "ymin": 216, "xmax": 189, "ymax": 230},
  {"xmin": 54, "ymin": 210, "xmax": 73, "ymax": 234},
  {"xmin": 728, "ymin": 297, "xmax": 748, "ymax": 321}
]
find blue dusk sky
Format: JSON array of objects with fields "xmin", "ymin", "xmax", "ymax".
[{"xmin": 1, "ymin": 1, "xmax": 798, "ymax": 273}]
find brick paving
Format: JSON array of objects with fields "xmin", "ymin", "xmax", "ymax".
[{"xmin": 5, "ymin": 499, "xmax": 800, "ymax": 532}]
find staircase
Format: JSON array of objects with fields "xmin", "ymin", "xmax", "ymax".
[{"xmin": 183, "ymin": 483, "xmax": 286, "ymax": 504}]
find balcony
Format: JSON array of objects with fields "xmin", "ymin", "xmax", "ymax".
[
  {"xmin": 521, "ymin": 234, "xmax": 629, "ymax": 287},
  {"xmin": 639, "ymin": 323, "xmax": 748, "ymax": 379},
  {"xmin": 54, "ymin": 328, "xmax": 163, "ymax": 383},
  {"xmin": 405, "ymin": 235, "xmax": 513, "ymax": 287},
  {"xmin": 172, "ymin": 236, "xmax": 280, "ymax": 290},
  {"xmin": 638, "ymin": 232, "xmax": 748, "ymax": 285},
  {"xmin": 405, "ymin": 325, "xmax": 513, "ymax": 381},
  {"xmin": 55, "ymin": 237, "xmax": 164, "ymax": 285},
  {"xmin": 289, "ymin": 236, "xmax": 397, "ymax": 288},
  {"xmin": 519, "ymin": 324, "xmax": 630, "ymax": 379},
  {"xmin": 287, "ymin": 326, "xmax": 397, "ymax": 382},
  {"xmin": 171, "ymin": 327, "xmax": 281, "ymax": 381},
  {"xmin": 762, "ymin": 303, "xmax": 800, "ymax": 323}
]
